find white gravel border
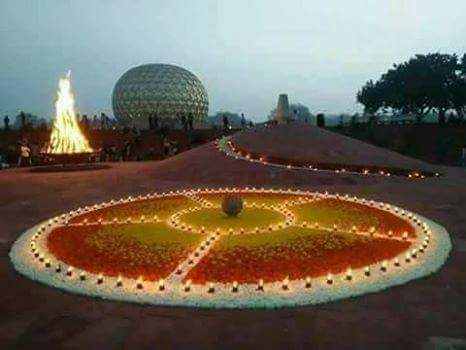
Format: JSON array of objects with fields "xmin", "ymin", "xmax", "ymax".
[{"xmin": 9, "ymin": 189, "xmax": 452, "ymax": 309}]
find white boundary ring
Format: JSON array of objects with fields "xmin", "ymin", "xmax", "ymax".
[{"xmin": 9, "ymin": 188, "xmax": 451, "ymax": 309}]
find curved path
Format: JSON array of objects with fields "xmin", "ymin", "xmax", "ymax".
[{"xmin": 1, "ymin": 138, "xmax": 465, "ymax": 349}]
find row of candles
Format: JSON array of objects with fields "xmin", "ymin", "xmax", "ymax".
[
  {"xmin": 27, "ymin": 242, "xmax": 431, "ymax": 295},
  {"xmin": 48, "ymin": 189, "xmax": 426, "ymax": 259},
  {"xmin": 29, "ymin": 224, "xmax": 431, "ymax": 296},
  {"xmin": 27, "ymin": 188, "xmax": 432, "ymax": 296},
  {"xmin": 57, "ymin": 187, "xmax": 438, "ymax": 222},
  {"xmin": 183, "ymin": 192, "xmax": 215, "ymax": 208},
  {"xmin": 216, "ymin": 137, "xmax": 440, "ymax": 180},
  {"xmin": 70, "ymin": 189, "xmax": 424, "ymax": 230}
]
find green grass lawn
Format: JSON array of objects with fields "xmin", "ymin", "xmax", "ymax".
[
  {"xmin": 216, "ymin": 226, "xmax": 369, "ymax": 250},
  {"xmin": 293, "ymin": 200, "xmax": 379, "ymax": 230},
  {"xmin": 71, "ymin": 196, "xmax": 198, "ymax": 223},
  {"xmin": 180, "ymin": 207, "xmax": 285, "ymax": 232},
  {"xmin": 87, "ymin": 222, "xmax": 204, "ymax": 250}
]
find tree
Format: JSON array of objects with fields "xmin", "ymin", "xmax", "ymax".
[
  {"xmin": 421, "ymin": 53, "xmax": 458, "ymax": 124},
  {"xmin": 450, "ymin": 54, "xmax": 466, "ymax": 121},
  {"xmin": 356, "ymin": 53, "xmax": 465, "ymax": 123},
  {"xmin": 381, "ymin": 55, "xmax": 438, "ymax": 122},
  {"xmin": 356, "ymin": 80, "xmax": 384, "ymax": 116},
  {"xmin": 350, "ymin": 113, "xmax": 360, "ymax": 127}
]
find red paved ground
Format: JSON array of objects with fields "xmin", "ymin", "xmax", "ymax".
[
  {"xmin": 233, "ymin": 123, "xmax": 435, "ymax": 172},
  {"xmin": 1, "ymin": 129, "xmax": 465, "ymax": 349}
]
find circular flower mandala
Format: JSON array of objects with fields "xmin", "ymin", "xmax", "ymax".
[{"xmin": 10, "ymin": 188, "xmax": 451, "ymax": 308}]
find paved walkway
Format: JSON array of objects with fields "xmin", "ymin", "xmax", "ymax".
[{"xmin": 1, "ymin": 141, "xmax": 465, "ymax": 349}]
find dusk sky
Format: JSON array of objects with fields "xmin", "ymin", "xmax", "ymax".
[{"xmin": 1, "ymin": 0, "xmax": 465, "ymax": 121}]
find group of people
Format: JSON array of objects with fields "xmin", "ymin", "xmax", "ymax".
[
  {"xmin": 147, "ymin": 113, "xmax": 196, "ymax": 132},
  {"xmin": 1, "ymin": 111, "xmax": 255, "ymax": 168},
  {"xmin": 1, "ymin": 112, "xmax": 116, "ymax": 132}
]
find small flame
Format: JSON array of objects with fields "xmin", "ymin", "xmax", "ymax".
[{"xmin": 46, "ymin": 71, "xmax": 93, "ymax": 154}]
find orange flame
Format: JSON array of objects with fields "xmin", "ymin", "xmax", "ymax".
[{"xmin": 46, "ymin": 71, "xmax": 93, "ymax": 154}]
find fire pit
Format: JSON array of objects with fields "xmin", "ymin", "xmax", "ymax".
[{"xmin": 42, "ymin": 152, "xmax": 98, "ymax": 165}]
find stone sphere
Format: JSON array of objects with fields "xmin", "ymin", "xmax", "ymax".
[
  {"xmin": 112, "ymin": 64, "xmax": 209, "ymax": 129},
  {"xmin": 222, "ymin": 195, "xmax": 243, "ymax": 217}
]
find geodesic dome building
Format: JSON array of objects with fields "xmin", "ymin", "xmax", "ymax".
[{"xmin": 112, "ymin": 64, "xmax": 209, "ymax": 129}]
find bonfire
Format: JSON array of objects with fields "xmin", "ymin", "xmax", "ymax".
[{"xmin": 43, "ymin": 71, "xmax": 95, "ymax": 163}]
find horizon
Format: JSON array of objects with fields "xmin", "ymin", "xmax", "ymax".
[{"xmin": 1, "ymin": 0, "xmax": 466, "ymax": 122}]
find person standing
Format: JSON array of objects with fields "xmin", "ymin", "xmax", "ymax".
[
  {"xmin": 241, "ymin": 113, "xmax": 246, "ymax": 129},
  {"xmin": 19, "ymin": 111, "xmax": 26, "ymax": 130},
  {"xmin": 18, "ymin": 143, "xmax": 31, "ymax": 167},
  {"xmin": 163, "ymin": 136, "xmax": 171, "ymax": 158},
  {"xmin": 3, "ymin": 115, "xmax": 10, "ymax": 130},
  {"xmin": 148, "ymin": 115, "xmax": 153, "ymax": 130},
  {"xmin": 153, "ymin": 113, "xmax": 159, "ymax": 130},
  {"xmin": 188, "ymin": 113, "xmax": 194, "ymax": 131},
  {"xmin": 223, "ymin": 114, "xmax": 229, "ymax": 131},
  {"xmin": 100, "ymin": 113, "xmax": 106, "ymax": 130},
  {"xmin": 181, "ymin": 114, "xmax": 188, "ymax": 132}
]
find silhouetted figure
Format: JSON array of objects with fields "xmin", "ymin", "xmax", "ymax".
[
  {"xmin": 123, "ymin": 141, "xmax": 132, "ymax": 161},
  {"xmin": 316, "ymin": 113, "xmax": 325, "ymax": 128},
  {"xmin": 100, "ymin": 113, "xmax": 106, "ymax": 130},
  {"xmin": 163, "ymin": 136, "xmax": 171, "ymax": 157},
  {"xmin": 82, "ymin": 114, "xmax": 89, "ymax": 130},
  {"xmin": 241, "ymin": 113, "xmax": 246, "ymax": 129},
  {"xmin": 153, "ymin": 113, "xmax": 159, "ymax": 130},
  {"xmin": 188, "ymin": 113, "xmax": 194, "ymax": 131},
  {"xmin": 249, "ymin": 120, "xmax": 253, "ymax": 128},
  {"xmin": 93, "ymin": 115, "xmax": 98, "ymax": 129},
  {"xmin": 223, "ymin": 114, "xmax": 229, "ymax": 130},
  {"xmin": 3, "ymin": 115, "xmax": 9, "ymax": 130},
  {"xmin": 19, "ymin": 111, "xmax": 26, "ymax": 130},
  {"xmin": 181, "ymin": 114, "xmax": 188, "ymax": 132},
  {"xmin": 148, "ymin": 115, "xmax": 153, "ymax": 130}
]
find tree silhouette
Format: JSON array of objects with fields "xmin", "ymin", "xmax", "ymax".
[
  {"xmin": 357, "ymin": 53, "xmax": 466, "ymax": 123},
  {"xmin": 450, "ymin": 54, "xmax": 466, "ymax": 121},
  {"xmin": 356, "ymin": 80, "xmax": 384, "ymax": 118}
]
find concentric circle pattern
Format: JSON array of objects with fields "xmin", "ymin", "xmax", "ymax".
[{"xmin": 10, "ymin": 188, "xmax": 451, "ymax": 308}]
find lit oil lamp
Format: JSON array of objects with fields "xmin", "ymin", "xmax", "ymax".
[
  {"xmin": 184, "ymin": 280, "xmax": 191, "ymax": 292},
  {"xmin": 158, "ymin": 279, "xmax": 165, "ymax": 291}
]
